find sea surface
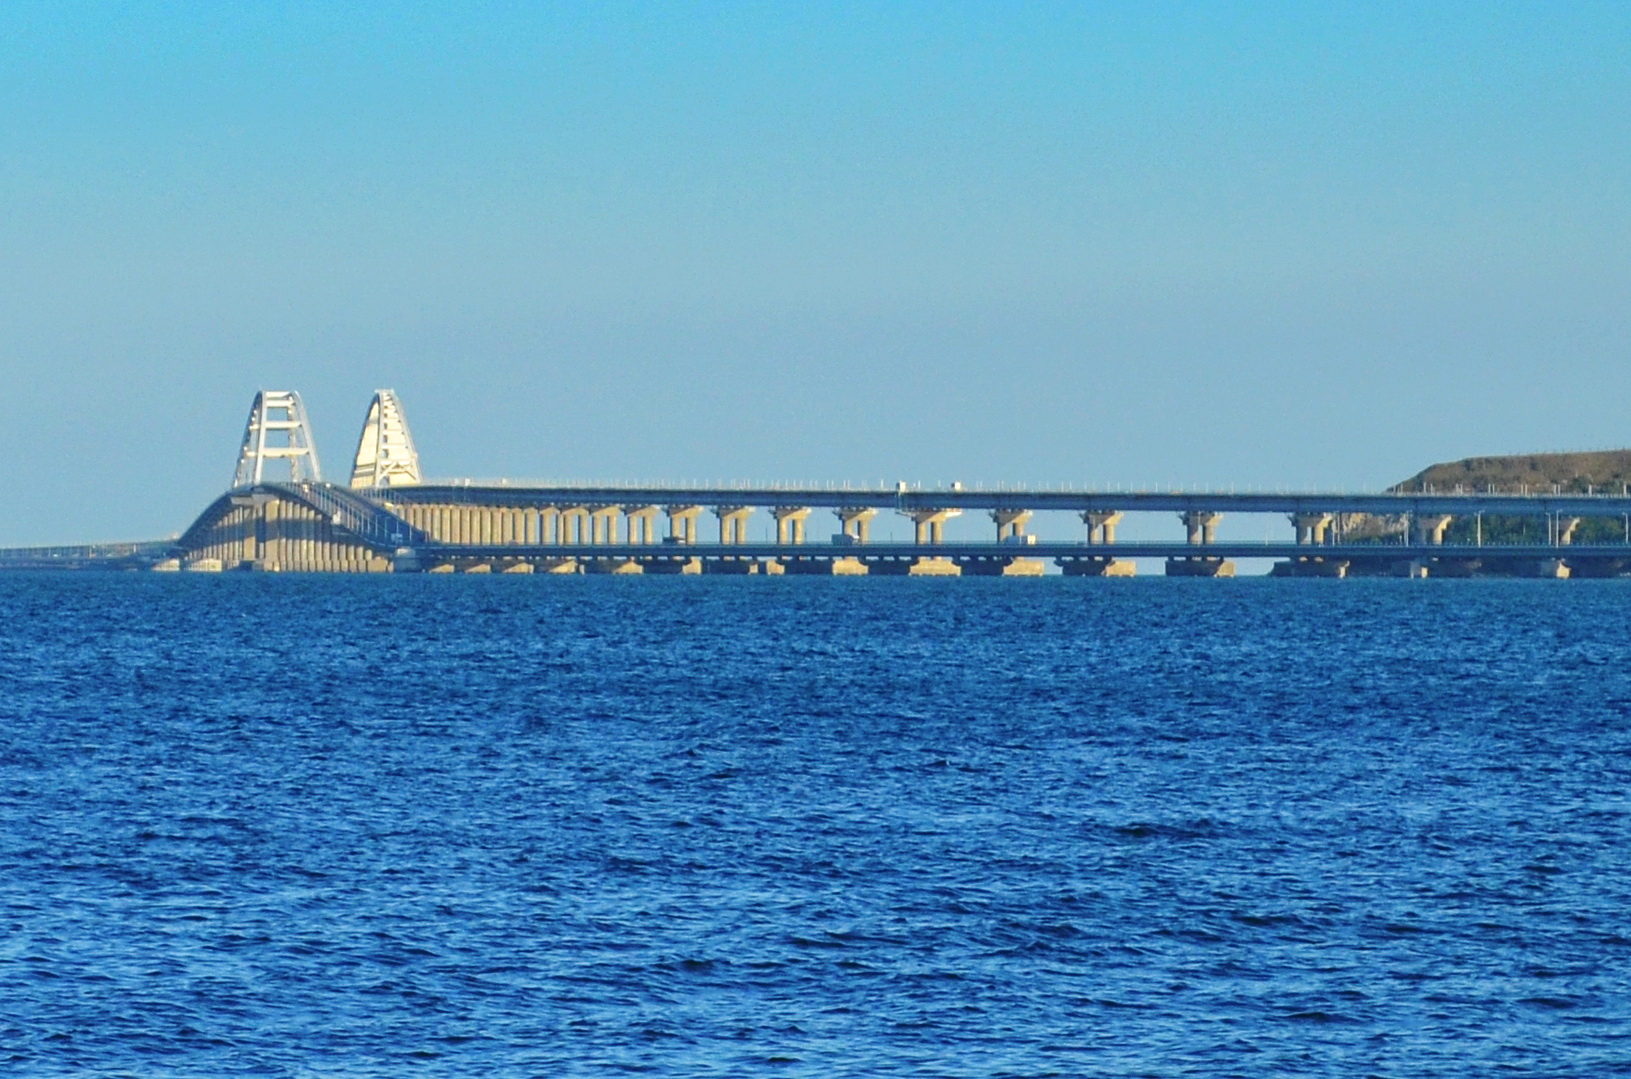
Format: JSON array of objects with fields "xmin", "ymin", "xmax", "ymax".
[{"xmin": 3, "ymin": 575, "xmax": 1631, "ymax": 1077}]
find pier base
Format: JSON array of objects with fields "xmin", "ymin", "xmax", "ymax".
[
  {"xmin": 1345, "ymin": 558, "xmax": 1415, "ymax": 577},
  {"xmin": 1566, "ymin": 557, "xmax": 1629, "ymax": 578},
  {"xmin": 584, "ymin": 558, "xmax": 642, "ymax": 575},
  {"xmin": 537, "ymin": 559, "xmax": 580, "ymax": 574},
  {"xmin": 640, "ymin": 556, "xmax": 702, "ymax": 575},
  {"xmin": 704, "ymin": 558, "xmax": 760, "ymax": 575},
  {"xmin": 778, "ymin": 557, "xmax": 868, "ymax": 575},
  {"xmin": 955, "ymin": 556, "xmax": 1045, "ymax": 577},
  {"xmin": 1269, "ymin": 558, "xmax": 1349, "ymax": 578},
  {"xmin": 1057, "ymin": 556, "xmax": 1135, "ymax": 577},
  {"xmin": 908, "ymin": 557, "xmax": 961, "ymax": 576},
  {"xmin": 1165, "ymin": 557, "xmax": 1235, "ymax": 578}
]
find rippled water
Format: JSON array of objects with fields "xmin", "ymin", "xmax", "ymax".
[{"xmin": 3, "ymin": 575, "xmax": 1631, "ymax": 1077}]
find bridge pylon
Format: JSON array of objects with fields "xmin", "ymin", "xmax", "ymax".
[
  {"xmin": 232, "ymin": 390, "xmax": 322, "ymax": 487},
  {"xmin": 349, "ymin": 389, "xmax": 422, "ymax": 489}
]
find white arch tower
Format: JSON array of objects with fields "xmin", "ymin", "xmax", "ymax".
[
  {"xmin": 349, "ymin": 389, "xmax": 422, "ymax": 489},
  {"xmin": 232, "ymin": 390, "xmax": 322, "ymax": 487}
]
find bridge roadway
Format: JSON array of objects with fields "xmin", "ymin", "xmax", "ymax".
[
  {"xmin": 414, "ymin": 540, "xmax": 1628, "ymax": 561},
  {"xmin": 157, "ymin": 480, "xmax": 1631, "ymax": 575},
  {"xmin": 379, "ymin": 483, "xmax": 1631, "ymax": 518}
]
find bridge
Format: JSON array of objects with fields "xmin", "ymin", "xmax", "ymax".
[{"xmin": 24, "ymin": 389, "xmax": 1631, "ymax": 578}]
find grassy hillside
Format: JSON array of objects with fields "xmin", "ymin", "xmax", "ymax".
[
  {"xmin": 1392, "ymin": 450, "xmax": 1631, "ymax": 494},
  {"xmin": 1340, "ymin": 450, "xmax": 1631, "ymax": 545}
]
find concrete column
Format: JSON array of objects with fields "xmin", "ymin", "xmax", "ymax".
[
  {"xmin": 905, "ymin": 508, "xmax": 960, "ymax": 544},
  {"xmin": 837, "ymin": 507, "xmax": 877, "ymax": 542},
  {"xmin": 1414, "ymin": 514, "xmax": 1454, "ymax": 545},
  {"xmin": 1181, "ymin": 511, "xmax": 1223, "ymax": 545},
  {"xmin": 1558, "ymin": 517, "xmax": 1582, "ymax": 545},
  {"xmin": 625, "ymin": 506, "xmax": 659, "ymax": 544},
  {"xmin": 666, "ymin": 505, "xmax": 703, "ymax": 544},
  {"xmin": 559, "ymin": 507, "xmax": 587, "ymax": 544},
  {"xmin": 774, "ymin": 507, "xmax": 812, "ymax": 544},
  {"xmin": 261, "ymin": 501, "xmax": 278, "ymax": 569},
  {"xmin": 991, "ymin": 509, "xmax": 1033, "ymax": 541},
  {"xmin": 591, "ymin": 506, "xmax": 622, "ymax": 545},
  {"xmin": 539, "ymin": 507, "xmax": 559, "ymax": 544},
  {"xmin": 1082, "ymin": 511, "xmax": 1123, "ymax": 545},
  {"xmin": 1291, "ymin": 513, "xmax": 1334, "ymax": 545},
  {"xmin": 715, "ymin": 506, "xmax": 753, "ymax": 545}
]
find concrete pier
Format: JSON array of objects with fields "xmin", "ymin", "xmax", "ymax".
[
  {"xmin": 1057, "ymin": 555, "xmax": 1136, "ymax": 576},
  {"xmin": 153, "ymin": 468, "xmax": 1631, "ymax": 581},
  {"xmin": 715, "ymin": 506, "xmax": 753, "ymax": 545},
  {"xmin": 666, "ymin": 505, "xmax": 703, "ymax": 544},
  {"xmin": 1082, "ymin": 510, "xmax": 1123, "ymax": 545},
  {"xmin": 1170, "ymin": 511, "xmax": 1234, "ymax": 577}
]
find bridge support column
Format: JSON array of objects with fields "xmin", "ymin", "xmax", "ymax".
[
  {"xmin": 261, "ymin": 500, "xmax": 281, "ymax": 570},
  {"xmin": 903, "ymin": 508, "xmax": 960, "ymax": 575},
  {"xmin": 711, "ymin": 506, "xmax": 756, "ymax": 572},
  {"xmin": 560, "ymin": 507, "xmax": 589, "ymax": 545},
  {"xmin": 626, "ymin": 506, "xmax": 661, "ymax": 544},
  {"xmin": 1181, "ymin": 511, "xmax": 1222, "ymax": 545},
  {"xmin": 991, "ymin": 509, "xmax": 1032, "ymax": 540},
  {"xmin": 977, "ymin": 509, "xmax": 1042, "ymax": 575},
  {"xmin": 1274, "ymin": 512, "xmax": 1341, "ymax": 576},
  {"xmin": 666, "ymin": 505, "xmax": 703, "ymax": 544},
  {"xmin": 715, "ymin": 506, "xmax": 753, "ymax": 544},
  {"xmin": 906, "ymin": 508, "xmax": 959, "ymax": 544},
  {"xmin": 1071, "ymin": 511, "xmax": 1132, "ymax": 575},
  {"xmin": 1082, "ymin": 511, "xmax": 1123, "ymax": 544},
  {"xmin": 1291, "ymin": 513, "xmax": 1334, "ymax": 544},
  {"xmin": 590, "ymin": 506, "xmax": 622, "ymax": 545},
  {"xmin": 1558, "ymin": 517, "xmax": 1582, "ymax": 545},
  {"xmin": 1170, "ymin": 510, "xmax": 1232, "ymax": 577},
  {"xmin": 837, "ymin": 507, "xmax": 876, "ymax": 542},
  {"xmin": 1415, "ymin": 514, "xmax": 1454, "ymax": 545},
  {"xmin": 774, "ymin": 507, "xmax": 812, "ymax": 544}
]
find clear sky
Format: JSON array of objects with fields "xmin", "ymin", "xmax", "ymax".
[{"xmin": 2, "ymin": 2, "xmax": 1628, "ymax": 544}]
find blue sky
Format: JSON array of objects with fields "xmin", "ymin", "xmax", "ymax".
[{"xmin": 1, "ymin": 3, "xmax": 1628, "ymax": 543}]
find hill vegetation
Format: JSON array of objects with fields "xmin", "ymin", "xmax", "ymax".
[
  {"xmin": 1343, "ymin": 450, "xmax": 1631, "ymax": 545},
  {"xmin": 1391, "ymin": 450, "xmax": 1631, "ymax": 495}
]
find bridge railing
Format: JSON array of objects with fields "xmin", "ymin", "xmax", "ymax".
[{"xmin": 277, "ymin": 482, "xmax": 429, "ymax": 549}]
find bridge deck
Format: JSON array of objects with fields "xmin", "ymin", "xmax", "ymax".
[
  {"xmin": 379, "ymin": 484, "xmax": 1631, "ymax": 517},
  {"xmin": 410, "ymin": 541, "xmax": 1631, "ymax": 561}
]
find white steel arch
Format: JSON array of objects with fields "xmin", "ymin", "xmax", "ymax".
[
  {"xmin": 232, "ymin": 390, "xmax": 322, "ymax": 487},
  {"xmin": 349, "ymin": 389, "xmax": 422, "ymax": 488}
]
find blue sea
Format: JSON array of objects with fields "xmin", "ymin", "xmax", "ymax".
[{"xmin": 3, "ymin": 575, "xmax": 1631, "ymax": 1077}]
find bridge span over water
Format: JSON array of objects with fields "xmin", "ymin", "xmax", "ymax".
[{"xmin": 15, "ymin": 389, "xmax": 1631, "ymax": 578}]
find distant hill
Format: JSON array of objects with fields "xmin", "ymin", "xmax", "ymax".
[
  {"xmin": 1391, "ymin": 450, "xmax": 1631, "ymax": 494},
  {"xmin": 1344, "ymin": 450, "xmax": 1631, "ymax": 545}
]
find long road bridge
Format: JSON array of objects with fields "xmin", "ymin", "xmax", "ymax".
[{"xmin": 26, "ymin": 389, "xmax": 1631, "ymax": 578}]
